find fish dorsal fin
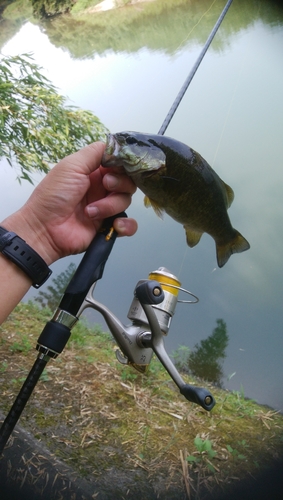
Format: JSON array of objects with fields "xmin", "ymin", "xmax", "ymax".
[
  {"xmin": 184, "ymin": 226, "xmax": 203, "ymax": 248},
  {"xmin": 223, "ymin": 182, "xmax": 234, "ymax": 208},
  {"xmin": 144, "ymin": 195, "xmax": 164, "ymax": 219}
]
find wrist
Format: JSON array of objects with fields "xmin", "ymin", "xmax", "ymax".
[
  {"xmin": 0, "ymin": 223, "xmax": 52, "ymax": 288},
  {"xmin": 1, "ymin": 210, "xmax": 55, "ymax": 266}
]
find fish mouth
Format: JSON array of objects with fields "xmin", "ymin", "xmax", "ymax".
[
  {"xmin": 105, "ymin": 133, "xmax": 118, "ymax": 155},
  {"xmin": 102, "ymin": 133, "xmax": 146, "ymax": 171},
  {"xmin": 102, "ymin": 132, "xmax": 164, "ymax": 174},
  {"xmin": 102, "ymin": 134, "xmax": 123, "ymax": 167}
]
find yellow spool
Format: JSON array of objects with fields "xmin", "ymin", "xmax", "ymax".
[{"xmin": 148, "ymin": 268, "xmax": 181, "ymax": 297}]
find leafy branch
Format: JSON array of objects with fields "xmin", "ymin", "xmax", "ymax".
[{"xmin": 0, "ymin": 53, "xmax": 108, "ymax": 182}]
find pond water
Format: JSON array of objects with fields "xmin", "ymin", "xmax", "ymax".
[{"xmin": 1, "ymin": 0, "xmax": 283, "ymax": 411}]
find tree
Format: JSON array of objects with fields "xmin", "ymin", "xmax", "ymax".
[
  {"xmin": 0, "ymin": 53, "xmax": 108, "ymax": 182},
  {"xmin": 188, "ymin": 319, "xmax": 229, "ymax": 386},
  {"xmin": 35, "ymin": 262, "xmax": 77, "ymax": 310}
]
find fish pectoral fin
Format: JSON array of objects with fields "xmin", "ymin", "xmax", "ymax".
[
  {"xmin": 184, "ymin": 226, "xmax": 203, "ymax": 248},
  {"xmin": 223, "ymin": 182, "xmax": 234, "ymax": 208},
  {"xmin": 144, "ymin": 196, "xmax": 164, "ymax": 219},
  {"xmin": 216, "ymin": 230, "xmax": 250, "ymax": 268}
]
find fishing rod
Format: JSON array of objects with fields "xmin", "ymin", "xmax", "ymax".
[
  {"xmin": 0, "ymin": 215, "xmax": 123, "ymax": 453},
  {"xmin": 0, "ymin": 0, "xmax": 234, "ymax": 454},
  {"xmin": 158, "ymin": 0, "xmax": 234, "ymax": 135}
]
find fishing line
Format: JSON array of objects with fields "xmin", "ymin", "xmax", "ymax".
[
  {"xmin": 211, "ymin": 54, "xmax": 245, "ymax": 167},
  {"xmin": 162, "ymin": 0, "xmax": 234, "ymax": 276},
  {"xmin": 177, "ymin": 245, "xmax": 188, "ymax": 279},
  {"xmin": 158, "ymin": 0, "xmax": 234, "ymax": 136},
  {"xmin": 174, "ymin": 0, "xmax": 218, "ymax": 54}
]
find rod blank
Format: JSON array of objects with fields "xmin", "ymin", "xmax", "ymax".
[{"xmin": 158, "ymin": 0, "xmax": 234, "ymax": 136}]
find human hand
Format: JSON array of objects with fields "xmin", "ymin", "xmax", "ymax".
[{"xmin": 3, "ymin": 142, "xmax": 137, "ymax": 265}]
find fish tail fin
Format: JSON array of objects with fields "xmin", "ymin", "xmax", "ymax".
[{"xmin": 216, "ymin": 230, "xmax": 250, "ymax": 268}]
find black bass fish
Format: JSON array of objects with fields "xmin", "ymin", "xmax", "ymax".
[{"xmin": 102, "ymin": 132, "xmax": 250, "ymax": 267}]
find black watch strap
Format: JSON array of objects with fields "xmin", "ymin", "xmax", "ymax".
[{"xmin": 0, "ymin": 226, "xmax": 52, "ymax": 288}]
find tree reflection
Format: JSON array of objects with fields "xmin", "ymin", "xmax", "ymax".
[
  {"xmin": 35, "ymin": 262, "xmax": 76, "ymax": 311},
  {"xmin": 2, "ymin": 0, "xmax": 282, "ymax": 59},
  {"xmin": 173, "ymin": 319, "xmax": 229, "ymax": 387}
]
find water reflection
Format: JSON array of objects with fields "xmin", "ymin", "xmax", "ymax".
[
  {"xmin": 1, "ymin": 0, "xmax": 283, "ymax": 411},
  {"xmin": 39, "ymin": 0, "xmax": 283, "ymax": 58},
  {"xmin": 174, "ymin": 318, "xmax": 229, "ymax": 387}
]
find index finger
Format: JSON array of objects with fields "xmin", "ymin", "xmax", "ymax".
[{"xmin": 59, "ymin": 142, "xmax": 106, "ymax": 176}]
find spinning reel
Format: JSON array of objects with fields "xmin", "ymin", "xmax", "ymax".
[{"xmin": 77, "ymin": 266, "xmax": 214, "ymax": 411}]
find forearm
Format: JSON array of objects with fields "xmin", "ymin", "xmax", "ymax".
[
  {"xmin": 0, "ymin": 211, "xmax": 52, "ymax": 325},
  {"xmin": 0, "ymin": 254, "xmax": 33, "ymax": 324}
]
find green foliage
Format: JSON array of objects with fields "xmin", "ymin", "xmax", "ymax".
[
  {"xmin": 188, "ymin": 319, "xmax": 229, "ymax": 386},
  {"xmin": 40, "ymin": 0, "xmax": 210, "ymax": 59},
  {"xmin": 39, "ymin": 368, "xmax": 50, "ymax": 381},
  {"xmin": 171, "ymin": 344, "xmax": 190, "ymax": 373},
  {"xmin": 171, "ymin": 320, "xmax": 229, "ymax": 386},
  {"xmin": 33, "ymin": 0, "xmax": 264, "ymax": 61},
  {"xmin": 187, "ymin": 437, "xmax": 217, "ymax": 473},
  {"xmin": 226, "ymin": 444, "xmax": 247, "ymax": 461},
  {"xmin": 0, "ymin": 1, "xmax": 14, "ymax": 16},
  {"xmin": 71, "ymin": 0, "xmax": 100, "ymax": 14},
  {"xmin": 70, "ymin": 319, "xmax": 109, "ymax": 348},
  {"xmin": 0, "ymin": 1, "xmax": 32, "ymax": 55},
  {"xmin": 193, "ymin": 436, "xmax": 217, "ymax": 458},
  {"xmin": 0, "ymin": 53, "xmax": 108, "ymax": 182},
  {"xmin": 1, "ymin": 0, "xmax": 32, "ymax": 19},
  {"xmin": 35, "ymin": 262, "xmax": 77, "ymax": 310},
  {"xmin": 120, "ymin": 367, "xmax": 138, "ymax": 382},
  {"xmin": 32, "ymin": 0, "xmax": 76, "ymax": 18},
  {"xmin": 9, "ymin": 334, "xmax": 32, "ymax": 354},
  {"xmin": 0, "ymin": 361, "xmax": 8, "ymax": 373},
  {"xmin": 233, "ymin": 385, "xmax": 246, "ymax": 401}
]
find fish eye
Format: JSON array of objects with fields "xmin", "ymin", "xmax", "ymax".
[{"xmin": 126, "ymin": 136, "xmax": 138, "ymax": 145}]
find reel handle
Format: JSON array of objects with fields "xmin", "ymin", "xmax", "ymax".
[
  {"xmin": 137, "ymin": 293, "xmax": 215, "ymax": 411},
  {"xmin": 180, "ymin": 384, "xmax": 215, "ymax": 411},
  {"xmin": 134, "ymin": 280, "xmax": 164, "ymax": 305}
]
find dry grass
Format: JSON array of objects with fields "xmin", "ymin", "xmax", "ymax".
[{"xmin": 1, "ymin": 302, "xmax": 283, "ymax": 499}]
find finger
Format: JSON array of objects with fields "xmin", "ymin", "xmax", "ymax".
[
  {"xmin": 113, "ymin": 217, "xmax": 138, "ymax": 237},
  {"xmin": 85, "ymin": 193, "xmax": 132, "ymax": 220},
  {"xmin": 103, "ymin": 173, "xmax": 137, "ymax": 195},
  {"xmin": 56, "ymin": 142, "xmax": 106, "ymax": 176}
]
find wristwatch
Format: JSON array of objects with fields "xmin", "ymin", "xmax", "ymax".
[{"xmin": 0, "ymin": 226, "xmax": 52, "ymax": 288}]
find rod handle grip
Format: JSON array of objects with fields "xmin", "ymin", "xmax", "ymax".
[{"xmin": 59, "ymin": 212, "xmax": 126, "ymax": 316}]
